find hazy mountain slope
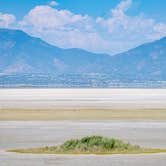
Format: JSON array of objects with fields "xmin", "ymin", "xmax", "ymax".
[
  {"xmin": 111, "ymin": 37, "xmax": 166, "ymax": 80},
  {"xmin": 0, "ymin": 28, "xmax": 166, "ymax": 82},
  {"xmin": 0, "ymin": 28, "xmax": 111, "ymax": 75}
]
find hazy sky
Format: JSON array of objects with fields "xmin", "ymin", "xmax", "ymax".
[{"xmin": 0, "ymin": 0, "xmax": 166, "ymax": 54}]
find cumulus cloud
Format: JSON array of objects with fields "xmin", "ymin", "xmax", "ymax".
[
  {"xmin": 1, "ymin": 0, "xmax": 166, "ymax": 54},
  {"xmin": 20, "ymin": 5, "xmax": 92, "ymax": 30},
  {"xmin": 96, "ymin": 0, "xmax": 166, "ymax": 53},
  {"xmin": 112, "ymin": 0, "xmax": 132, "ymax": 17},
  {"xmin": 49, "ymin": 1, "xmax": 59, "ymax": 7},
  {"xmin": 0, "ymin": 13, "xmax": 16, "ymax": 28},
  {"xmin": 18, "ymin": 5, "xmax": 106, "ymax": 52},
  {"xmin": 152, "ymin": 23, "xmax": 166, "ymax": 39}
]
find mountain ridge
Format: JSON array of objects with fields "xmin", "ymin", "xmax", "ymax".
[
  {"xmin": 0, "ymin": 28, "xmax": 112, "ymax": 75},
  {"xmin": 0, "ymin": 28, "xmax": 166, "ymax": 84}
]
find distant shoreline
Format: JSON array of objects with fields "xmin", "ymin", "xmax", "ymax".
[{"xmin": 1, "ymin": 86, "xmax": 166, "ymax": 89}]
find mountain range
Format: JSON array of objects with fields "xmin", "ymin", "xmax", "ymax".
[{"xmin": 0, "ymin": 28, "xmax": 166, "ymax": 87}]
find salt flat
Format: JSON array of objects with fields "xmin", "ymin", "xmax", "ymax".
[
  {"xmin": 1, "ymin": 121, "xmax": 166, "ymax": 166},
  {"xmin": 1, "ymin": 88, "xmax": 166, "ymax": 109},
  {"xmin": 1, "ymin": 121, "xmax": 166, "ymax": 149},
  {"xmin": 1, "ymin": 152, "xmax": 166, "ymax": 166},
  {"xmin": 1, "ymin": 89, "xmax": 166, "ymax": 165}
]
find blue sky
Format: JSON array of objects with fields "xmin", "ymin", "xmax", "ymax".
[
  {"xmin": 1, "ymin": 0, "xmax": 166, "ymax": 20},
  {"xmin": 0, "ymin": 0, "xmax": 166, "ymax": 54}
]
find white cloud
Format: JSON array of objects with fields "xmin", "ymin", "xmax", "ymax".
[
  {"xmin": 152, "ymin": 23, "xmax": 166, "ymax": 39},
  {"xmin": 112, "ymin": 0, "xmax": 132, "ymax": 17},
  {"xmin": 20, "ymin": 5, "xmax": 92, "ymax": 30},
  {"xmin": 2, "ymin": 0, "xmax": 166, "ymax": 54},
  {"xmin": 0, "ymin": 13, "xmax": 16, "ymax": 28},
  {"xmin": 96, "ymin": 0, "xmax": 166, "ymax": 53},
  {"xmin": 49, "ymin": 1, "xmax": 59, "ymax": 7},
  {"xmin": 19, "ymin": 5, "xmax": 108, "ymax": 53}
]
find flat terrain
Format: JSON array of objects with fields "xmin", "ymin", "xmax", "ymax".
[
  {"xmin": 1, "ymin": 152, "xmax": 166, "ymax": 166},
  {"xmin": 1, "ymin": 121, "xmax": 166, "ymax": 150},
  {"xmin": 1, "ymin": 109, "xmax": 166, "ymax": 121},
  {"xmin": 1, "ymin": 89, "xmax": 166, "ymax": 165},
  {"xmin": 1, "ymin": 88, "xmax": 166, "ymax": 120},
  {"xmin": 1, "ymin": 121, "xmax": 166, "ymax": 166},
  {"xmin": 1, "ymin": 88, "xmax": 166, "ymax": 109}
]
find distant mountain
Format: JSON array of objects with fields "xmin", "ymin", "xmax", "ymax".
[
  {"xmin": 0, "ymin": 28, "xmax": 166, "ymax": 87},
  {"xmin": 110, "ymin": 37, "xmax": 166, "ymax": 80},
  {"xmin": 0, "ymin": 28, "xmax": 111, "ymax": 75}
]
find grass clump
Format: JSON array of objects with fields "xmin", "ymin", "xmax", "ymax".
[
  {"xmin": 57, "ymin": 136, "xmax": 140, "ymax": 153},
  {"xmin": 9, "ymin": 136, "xmax": 166, "ymax": 155}
]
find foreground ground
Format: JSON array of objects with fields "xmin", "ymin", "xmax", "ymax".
[
  {"xmin": 1, "ymin": 121, "xmax": 166, "ymax": 149},
  {"xmin": 1, "ymin": 152, "xmax": 166, "ymax": 166},
  {"xmin": 11, "ymin": 135, "xmax": 166, "ymax": 155},
  {"xmin": 1, "ymin": 121, "xmax": 166, "ymax": 165},
  {"xmin": 1, "ymin": 89, "xmax": 166, "ymax": 165}
]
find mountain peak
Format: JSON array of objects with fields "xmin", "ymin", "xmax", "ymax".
[{"xmin": 0, "ymin": 28, "xmax": 32, "ymax": 41}]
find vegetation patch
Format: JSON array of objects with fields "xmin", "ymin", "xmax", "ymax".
[{"xmin": 9, "ymin": 136, "xmax": 166, "ymax": 154}]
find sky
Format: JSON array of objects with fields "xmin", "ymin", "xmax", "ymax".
[{"xmin": 0, "ymin": 0, "xmax": 166, "ymax": 54}]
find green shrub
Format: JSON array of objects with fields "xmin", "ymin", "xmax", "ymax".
[
  {"xmin": 55, "ymin": 136, "xmax": 140, "ymax": 153},
  {"xmin": 10, "ymin": 136, "xmax": 166, "ymax": 154}
]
